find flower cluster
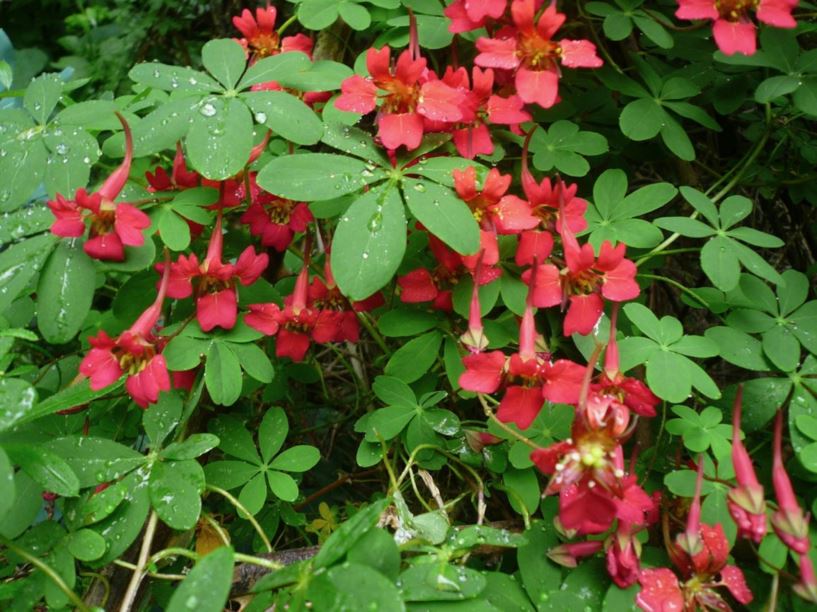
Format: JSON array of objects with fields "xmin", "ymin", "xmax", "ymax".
[{"xmin": 245, "ymin": 257, "xmax": 381, "ymax": 362}]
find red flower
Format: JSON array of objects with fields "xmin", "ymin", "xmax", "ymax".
[
  {"xmin": 246, "ymin": 265, "xmax": 318, "ymax": 361},
  {"xmin": 160, "ymin": 214, "xmax": 268, "ymax": 332},
  {"xmin": 48, "ymin": 114, "xmax": 150, "ymax": 261},
  {"xmin": 771, "ymin": 409, "xmax": 811, "ymax": 554},
  {"xmin": 525, "ymin": 223, "xmax": 640, "ymax": 336},
  {"xmin": 444, "ymin": 0, "xmax": 506, "ymax": 33},
  {"xmin": 335, "ymin": 46, "xmax": 464, "ymax": 150},
  {"xmin": 727, "ymin": 386, "xmax": 767, "ymax": 544},
  {"xmin": 474, "ymin": 0, "xmax": 602, "ymax": 109},
  {"xmin": 439, "ymin": 67, "xmax": 531, "ymax": 158},
  {"xmin": 675, "ymin": 0, "xmax": 797, "ymax": 56},
  {"xmin": 145, "ymin": 143, "xmax": 200, "ymax": 192},
  {"xmin": 398, "ymin": 234, "xmax": 500, "ymax": 311},
  {"xmin": 79, "ymin": 263, "xmax": 172, "ymax": 408},
  {"xmin": 233, "ymin": 5, "xmax": 314, "ymax": 59},
  {"xmin": 240, "ymin": 193, "xmax": 313, "ymax": 251}
]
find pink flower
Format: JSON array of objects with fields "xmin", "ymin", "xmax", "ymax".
[
  {"xmin": 675, "ymin": 0, "xmax": 797, "ymax": 56},
  {"xmin": 159, "ymin": 214, "xmax": 268, "ymax": 332},
  {"xmin": 727, "ymin": 386, "xmax": 767, "ymax": 544},
  {"xmin": 335, "ymin": 46, "xmax": 464, "ymax": 150},
  {"xmin": 771, "ymin": 409, "xmax": 811, "ymax": 554},
  {"xmin": 233, "ymin": 5, "xmax": 314, "ymax": 59},
  {"xmin": 474, "ymin": 0, "xmax": 602, "ymax": 109},
  {"xmin": 524, "ymin": 223, "xmax": 640, "ymax": 335},
  {"xmin": 438, "ymin": 67, "xmax": 531, "ymax": 158},
  {"xmin": 48, "ymin": 114, "xmax": 150, "ymax": 262},
  {"xmin": 453, "ymin": 166, "xmax": 539, "ymax": 234},
  {"xmin": 444, "ymin": 0, "xmax": 507, "ymax": 33},
  {"xmin": 145, "ymin": 143, "xmax": 200, "ymax": 192},
  {"xmin": 79, "ymin": 263, "xmax": 172, "ymax": 408}
]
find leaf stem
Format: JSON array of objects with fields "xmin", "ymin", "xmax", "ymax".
[
  {"xmin": 477, "ymin": 393, "xmax": 542, "ymax": 450},
  {"xmin": 0, "ymin": 536, "xmax": 91, "ymax": 612},
  {"xmin": 205, "ymin": 484, "xmax": 273, "ymax": 552},
  {"xmin": 119, "ymin": 510, "xmax": 159, "ymax": 612}
]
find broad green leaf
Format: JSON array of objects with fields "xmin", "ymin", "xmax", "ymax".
[
  {"xmin": 0, "ymin": 233, "xmax": 58, "ymax": 313},
  {"xmin": 719, "ymin": 195, "xmax": 752, "ymax": 229},
  {"xmin": 384, "ymin": 331, "xmax": 443, "ymax": 383},
  {"xmin": 731, "ymin": 240, "xmax": 783, "ymax": 286},
  {"xmin": 660, "ymin": 115, "xmax": 695, "ymax": 160},
  {"xmin": 149, "ymin": 459, "xmax": 205, "ymax": 530},
  {"xmin": 378, "ymin": 309, "xmax": 440, "ymax": 337},
  {"xmin": 269, "ymin": 445, "xmax": 321, "ymax": 472},
  {"xmin": 646, "ymin": 350, "xmax": 692, "ymax": 402},
  {"xmin": 333, "ymin": 185, "xmax": 406, "ymax": 300},
  {"xmin": 238, "ymin": 52, "xmax": 312, "ymax": 90},
  {"xmin": 398, "ymin": 563, "xmax": 486, "ymax": 601},
  {"xmin": 204, "ymin": 460, "xmax": 259, "ymax": 490},
  {"xmin": 763, "ymin": 325, "xmax": 800, "ymax": 372},
  {"xmin": 91, "ymin": 468, "xmax": 151, "ymax": 564},
  {"xmin": 257, "ymin": 153, "xmax": 383, "ymax": 201},
  {"xmin": 56, "ymin": 101, "xmax": 123, "ymax": 130},
  {"xmin": 202, "ymin": 39, "xmax": 246, "ymax": 90},
  {"xmin": 634, "ymin": 13, "xmax": 673, "ymax": 48},
  {"xmin": 128, "ymin": 63, "xmax": 218, "ymax": 93},
  {"xmin": 276, "ymin": 59, "xmax": 353, "ymax": 92},
  {"xmin": 778, "ymin": 270, "xmax": 808, "ymax": 315},
  {"xmin": 231, "ymin": 342, "xmax": 274, "ymax": 383},
  {"xmin": 0, "ymin": 471, "xmax": 41, "ymax": 539},
  {"xmin": 517, "ymin": 521, "xmax": 561, "ymax": 603},
  {"xmin": 187, "ymin": 97, "xmax": 253, "ymax": 180},
  {"xmin": 790, "ymin": 302, "xmax": 817, "ymax": 354},
  {"xmin": 108, "ymin": 95, "xmax": 199, "ymax": 157},
  {"xmin": 36, "ymin": 239, "xmax": 96, "ymax": 343},
  {"xmin": 755, "ymin": 75, "xmax": 801, "ymax": 103},
  {"xmin": 309, "ymin": 562, "xmax": 405, "ymax": 611},
  {"xmin": 9, "ymin": 378, "xmax": 123, "ymax": 430},
  {"xmin": 259, "ymin": 407, "xmax": 288, "ymax": 463},
  {"xmin": 347, "ymin": 528, "xmax": 401, "ymax": 580},
  {"xmin": 298, "ymin": 0, "xmax": 340, "ymax": 29},
  {"xmin": 210, "ymin": 415, "xmax": 262, "ymax": 464},
  {"xmin": 339, "ymin": 2, "xmax": 372, "ymax": 29},
  {"xmin": 0, "ymin": 446, "xmax": 14, "ymax": 518},
  {"xmin": 704, "ymin": 326, "xmax": 769, "ymax": 371},
  {"xmin": 143, "ymin": 391, "xmax": 182, "ymax": 448},
  {"xmin": 0, "ymin": 378, "xmax": 37, "ymax": 431},
  {"xmin": 654, "ymin": 216, "xmax": 715, "ymax": 237},
  {"xmin": 157, "ymin": 209, "xmax": 190, "ymax": 251},
  {"xmin": 161, "ymin": 434, "xmax": 220, "ymax": 460},
  {"xmin": 623, "ymin": 302, "xmax": 662, "ymax": 340},
  {"xmin": 266, "ymin": 470, "xmax": 298, "ymax": 502},
  {"xmin": 243, "ymin": 90, "xmax": 323, "ymax": 145},
  {"xmin": 66, "ymin": 529, "xmax": 107, "ymax": 561},
  {"xmin": 24, "ymin": 73, "xmax": 63, "ymax": 124},
  {"xmin": 701, "ymin": 236, "xmax": 740, "ymax": 291},
  {"xmin": 365, "ymin": 405, "xmax": 416, "ymax": 441},
  {"xmin": 4, "ymin": 443, "xmax": 79, "ymax": 497},
  {"xmin": 401, "ymin": 179, "xmax": 479, "ymax": 255},
  {"xmin": 167, "ymin": 547, "xmax": 234, "ymax": 612},
  {"xmin": 205, "ymin": 341, "xmax": 243, "ymax": 406},
  {"xmin": 321, "ymin": 121, "xmax": 389, "ymax": 164},
  {"xmin": 619, "ymin": 98, "xmax": 664, "ymax": 140},
  {"xmin": 46, "ymin": 436, "xmax": 145, "ymax": 488}
]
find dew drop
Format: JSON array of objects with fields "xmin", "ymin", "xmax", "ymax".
[{"xmin": 200, "ymin": 103, "xmax": 217, "ymax": 117}]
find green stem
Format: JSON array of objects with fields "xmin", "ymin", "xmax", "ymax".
[
  {"xmin": 234, "ymin": 552, "xmax": 284, "ymax": 572},
  {"xmin": 478, "ymin": 394, "xmax": 542, "ymax": 450},
  {"xmin": 636, "ymin": 273, "xmax": 711, "ymax": 309},
  {"xmin": 357, "ymin": 312, "xmax": 390, "ymax": 355},
  {"xmin": 119, "ymin": 510, "xmax": 159, "ymax": 612},
  {"xmin": 205, "ymin": 484, "xmax": 273, "ymax": 552},
  {"xmin": 277, "ymin": 14, "xmax": 298, "ymax": 36},
  {"xmin": 0, "ymin": 536, "xmax": 91, "ymax": 612}
]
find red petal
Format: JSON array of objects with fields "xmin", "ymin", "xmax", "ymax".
[
  {"xmin": 515, "ymin": 67, "xmax": 559, "ymax": 109},
  {"xmin": 114, "ymin": 204, "xmax": 150, "ymax": 247},
  {"xmin": 459, "ymin": 350, "xmax": 506, "ymax": 393},
  {"xmin": 276, "ymin": 328, "xmax": 311, "ymax": 362},
  {"xmin": 475, "ymin": 37, "xmax": 520, "ymax": 70},
  {"xmin": 636, "ymin": 568, "xmax": 684, "ymax": 612},
  {"xmin": 245, "ymin": 303, "xmax": 281, "ymax": 335},
  {"xmin": 515, "ymin": 230, "xmax": 553, "ymax": 267},
  {"xmin": 497, "ymin": 385, "xmax": 543, "ymax": 430},
  {"xmin": 564, "ymin": 293, "xmax": 604, "ymax": 336},
  {"xmin": 335, "ymin": 75, "xmax": 378, "ymax": 114},
  {"xmin": 712, "ymin": 18, "xmax": 756, "ymax": 56},
  {"xmin": 377, "ymin": 112, "xmax": 424, "ymax": 150},
  {"xmin": 675, "ymin": 0, "xmax": 719, "ymax": 20},
  {"xmin": 418, "ymin": 81, "xmax": 464, "ymax": 122},
  {"xmin": 398, "ymin": 268, "xmax": 439, "ymax": 303},
  {"xmin": 720, "ymin": 565, "xmax": 753, "ymax": 605},
  {"xmin": 559, "ymin": 40, "xmax": 603, "ymax": 68},
  {"xmin": 84, "ymin": 233, "xmax": 125, "ymax": 261},
  {"xmin": 197, "ymin": 289, "xmax": 238, "ymax": 332}
]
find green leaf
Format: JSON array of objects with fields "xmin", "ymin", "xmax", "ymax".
[
  {"xmin": 149, "ymin": 459, "xmax": 205, "ymax": 530},
  {"xmin": 603, "ymin": 13, "xmax": 633, "ymax": 40},
  {"xmin": 646, "ymin": 350, "xmax": 692, "ymax": 402},
  {"xmin": 24, "ymin": 73, "xmax": 63, "ymax": 124},
  {"xmin": 310, "ymin": 562, "xmax": 404, "ymax": 611},
  {"xmin": 719, "ymin": 195, "xmax": 753, "ymax": 229},
  {"xmin": 267, "ymin": 470, "xmax": 298, "ymax": 502},
  {"xmin": 275, "ymin": 59, "xmax": 352, "ymax": 92},
  {"xmin": 763, "ymin": 325, "xmax": 800, "ymax": 372},
  {"xmin": 0, "ymin": 446, "xmax": 14, "ymax": 518},
  {"xmin": 0, "ymin": 378, "xmax": 37, "ymax": 431},
  {"xmin": 517, "ymin": 521, "xmax": 561, "ymax": 603},
  {"xmin": 0, "ymin": 471, "xmax": 41, "ymax": 539},
  {"xmin": 321, "ymin": 121, "xmax": 389, "ymax": 164},
  {"xmin": 187, "ymin": 97, "xmax": 253, "ymax": 180},
  {"xmin": 143, "ymin": 391, "xmax": 182, "ymax": 448},
  {"xmin": 654, "ymin": 216, "xmax": 716, "ymax": 237},
  {"xmin": 92, "ymin": 467, "xmax": 150, "ymax": 564},
  {"xmin": 680, "ymin": 186, "xmax": 720, "ymax": 226},
  {"xmin": 634, "ymin": 13, "xmax": 673, "ymax": 48},
  {"xmin": 204, "ymin": 460, "xmax": 259, "ymax": 490},
  {"xmin": 793, "ymin": 78, "xmax": 817, "ymax": 116},
  {"xmin": 704, "ymin": 326, "xmax": 769, "ymax": 371},
  {"xmin": 701, "ymin": 236, "xmax": 740, "ymax": 291},
  {"xmin": 313, "ymin": 498, "xmax": 389, "ymax": 568},
  {"xmin": 210, "ymin": 415, "xmax": 262, "ymax": 464},
  {"xmin": 56, "ymin": 101, "xmax": 123, "ymax": 130},
  {"xmin": 243, "ymin": 90, "xmax": 324, "ymax": 145},
  {"xmin": 401, "ymin": 178, "xmax": 479, "ymax": 255},
  {"xmin": 623, "ymin": 302, "xmax": 662, "ymax": 340},
  {"xmin": 384, "ymin": 331, "xmax": 443, "ymax": 383},
  {"xmin": 778, "ymin": 270, "xmax": 809, "ymax": 315},
  {"xmin": 162, "ymin": 434, "xmax": 220, "ymax": 460},
  {"xmin": 256, "ymin": 407, "xmax": 287, "ymax": 463},
  {"xmin": 619, "ymin": 98, "xmax": 664, "ymax": 141},
  {"xmin": 167, "ymin": 547, "xmax": 234, "ymax": 612},
  {"xmin": 755, "ymin": 75, "xmax": 801, "ymax": 103},
  {"xmin": 231, "ymin": 342, "xmax": 275, "ymax": 383},
  {"xmin": 701, "ymin": 486, "xmax": 737, "ymax": 546},
  {"xmin": 378, "ymin": 309, "xmax": 440, "ymax": 337},
  {"xmin": 731, "ymin": 240, "xmax": 783, "ymax": 286},
  {"xmin": 790, "ymin": 302, "xmax": 817, "ymax": 354},
  {"xmin": 7, "ymin": 378, "xmax": 121, "ymax": 431},
  {"xmin": 238, "ymin": 52, "xmax": 312, "ymax": 90},
  {"xmin": 333, "ymin": 185, "xmax": 406, "ymax": 300},
  {"xmin": 298, "ymin": 0, "xmax": 340, "ymax": 29},
  {"xmin": 339, "ymin": 2, "xmax": 371, "ymax": 29},
  {"xmin": 0, "ymin": 234, "xmax": 58, "ymax": 313},
  {"xmin": 36, "ymin": 239, "xmax": 96, "ymax": 343},
  {"xmin": 257, "ymin": 153, "xmax": 382, "ymax": 201},
  {"xmin": 347, "ymin": 528, "xmax": 401, "ymax": 580},
  {"xmin": 664, "ymin": 469, "xmax": 716, "ymax": 497},
  {"xmin": 111, "ymin": 96, "xmax": 199, "ymax": 157},
  {"xmin": 270, "ymin": 445, "xmax": 321, "ymax": 472},
  {"xmin": 128, "ymin": 63, "xmax": 219, "ymax": 93},
  {"xmin": 4, "ymin": 443, "xmax": 79, "ymax": 497},
  {"xmin": 503, "ymin": 467, "xmax": 540, "ymax": 514},
  {"xmin": 46, "ymin": 436, "xmax": 145, "ymax": 488},
  {"xmin": 202, "ymin": 39, "xmax": 246, "ymax": 90},
  {"xmin": 157, "ymin": 209, "xmax": 190, "ymax": 251},
  {"xmin": 66, "ymin": 528, "xmax": 107, "ymax": 561},
  {"xmin": 530, "ymin": 120, "xmax": 608, "ymax": 177},
  {"xmin": 205, "ymin": 341, "xmax": 243, "ymax": 406},
  {"xmin": 398, "ymin": 563, "xmax": 486, "ymax": 601},
  {"xmin": 660, "ymin": 114, "xmax": 695, "ymax": 160}
]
